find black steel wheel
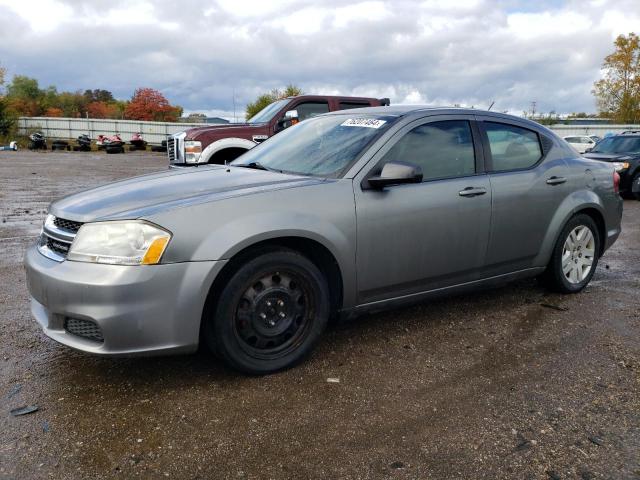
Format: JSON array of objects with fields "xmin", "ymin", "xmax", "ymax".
[{"xmin": 204, "ymin": 249, "xmax": 330, "ymax": 374}]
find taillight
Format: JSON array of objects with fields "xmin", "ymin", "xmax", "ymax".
[{"xmin": 613, "ymin": 171, "xmax": 620, "ymax": 194}]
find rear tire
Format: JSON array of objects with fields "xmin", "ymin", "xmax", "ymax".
[
  {"xmin": 541, "ymin": 214, "xmax": 600, "ymax": 293},
  {"xmin": 204, "ymin": 249, "xmax": 330, "ymax": 374}
]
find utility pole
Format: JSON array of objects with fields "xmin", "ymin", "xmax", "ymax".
[
  {"xmin": 232, "ymin": 88, "xmax": 236, "ymax": 123},
  {"xmin": 530, "ymin": 101, "xmax": 537, "ymax": 118}
]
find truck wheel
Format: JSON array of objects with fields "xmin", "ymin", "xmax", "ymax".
[
  {"xmin": 631, "ymin": 172, "xmax": 640, "ymax": 200},
  {"xmin": 541, "ymin": 214, "xmax": 600, "ymax": 293},
  {"xmin": 204, "ymin": 249, "xmax": 330, "ymax": 374}
]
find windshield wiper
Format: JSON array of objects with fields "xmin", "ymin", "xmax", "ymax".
[{"xmin": 234, "ymin": 161, "xmax": 269, "ymax": 171}]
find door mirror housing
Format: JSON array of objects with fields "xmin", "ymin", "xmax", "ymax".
[
  {"xmin": 275, "ymin": 110, "xmax": 300, "ymax": 132},
  {"xmin": 366, "ymin": 161, "xmax": 423, "ymax": 190},
  {"xmin": 584, "ymin": 147, "xmax": 593, "ymax": 153}
]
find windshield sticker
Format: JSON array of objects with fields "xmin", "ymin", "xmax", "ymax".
[{"xmin": 341, "ymin": 118, "xmax": 387, "ymax": 129}]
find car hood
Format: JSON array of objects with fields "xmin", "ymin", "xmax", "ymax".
[
  {"xmin": 185, "ymin": 123, "xmax": 265, "ymax": 139},
  {"xmin": 583, "ymin": 152, "xmax": 636, "ymax": 162},
  {"xmin": 49, "ymin": 166, "xmax": 324, "ymax": 222}
]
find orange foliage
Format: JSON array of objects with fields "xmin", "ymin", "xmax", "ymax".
[
  {"xmin": 44, "ymin": 107, "xmax": 64, "ymax": 117},
  {"xmin": 87, "ymin": 101, "xmax": 119, "ymax": 119},
  {"xmin": 124, "ymin": 88, "xmax": 181, "ymax": 122}
]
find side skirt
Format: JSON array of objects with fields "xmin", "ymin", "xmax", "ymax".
[{"xmin": 340, "ymin": 267, "xmax": 546, "ymax": 320}]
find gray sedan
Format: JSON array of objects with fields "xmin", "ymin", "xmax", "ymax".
[{"xmin": 24, "ymin": 107, "xmax": 623, "ymax": 374}]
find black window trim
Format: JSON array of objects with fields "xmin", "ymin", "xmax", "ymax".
[
  {"xmin": 476, "ymin": 118, "xmax": 546, "ymax": 174},
  {"xmin": 360, "ymin": 115, "xmax": 487, "ymax": 190}
]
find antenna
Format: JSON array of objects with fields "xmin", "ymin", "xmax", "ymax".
[{"xmin": 488, "ymin": 100, "xmax": 495, "ymax": 111}]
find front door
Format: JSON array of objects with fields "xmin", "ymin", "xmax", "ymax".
[{"xmin": 354, "ymin": 116, "xmax": 492, "ymax": 304}]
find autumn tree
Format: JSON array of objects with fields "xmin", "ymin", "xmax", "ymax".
[
  {"xmin": 245, "ymin": 84, "xmax": 303, "ymax": 120},
  {"xmin": 592, "ymin": 32, "xmax": 640, "ymax": 123},
  {"xmin": 5, "ymin": 75, "xmax": 43, "ymax": 116},
  {"xmin": 124, "ymin": 88, "xmax": 182, "ymax": 121},
  {"xmin": 0, "ymin": 64, "xmax": 16, "ymax": 139}
]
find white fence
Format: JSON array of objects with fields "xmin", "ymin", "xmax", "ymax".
[
  {"xmin": 17, "ymin": 117, "xmax": 211, "ymax": 145},
  {"xmin": 547, "ymin": 124, "xmax": 639, "ymax": 137},
  {"xmin": 18, "ymin": 117, "xmax": 640, "ymax": 146}
]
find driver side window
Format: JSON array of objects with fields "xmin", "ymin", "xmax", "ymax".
[
  {"xmin": 295, "ymin": 102, "xmax": 330, "ymax": 121},
  {"xmin": 380, "ymin": 120, "xmax": 476, "ymax": 182}
]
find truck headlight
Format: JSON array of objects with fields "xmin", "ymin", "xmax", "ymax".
[
  {"xmin": 67, "ymin": 221, "xmax": 171, "ymax": 265},
  {"xmin": 184, "ymin": 140, "xmax": 202, "ymax": 164},
  {"xmin": 612, "ymin": 162, "xmax": 629, "ymax": 172}
]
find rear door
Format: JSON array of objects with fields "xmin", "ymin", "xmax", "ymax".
[
  {"xmin": 354, "ymin": 115, "xmax": 492, "ymax": 304},
  {"xmin": 477, "ymin": 116, "xmax": 570, "ymax": 276}
]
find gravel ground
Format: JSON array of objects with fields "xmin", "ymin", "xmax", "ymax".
[{"xmin": 0, "ymin": 151, "xmax": 638, "ymax": 480}]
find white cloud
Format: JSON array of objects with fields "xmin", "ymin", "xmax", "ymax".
[{"xmin": 0, "ymin": 0, "xmax": 637, "ymax": 115}]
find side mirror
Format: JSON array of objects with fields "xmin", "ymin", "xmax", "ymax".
[
  {"xmin": 585, "ymin": 147, "xmax": 593, "ymax": 153},
  {"xmin": 275, "ymin": 110, "xmax": 300, "ymax": 132},
  {"xmin": 366, "ymin": 161, "xmax": 423, "ymax": 190},
  {"xmin": 284, "ymin": 109, "xmax": 298, "ymax": 120}
]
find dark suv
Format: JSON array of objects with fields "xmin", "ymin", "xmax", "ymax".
[{"xmin": 584, "ymin": 130, "xmax": 640, "ymax": 199}]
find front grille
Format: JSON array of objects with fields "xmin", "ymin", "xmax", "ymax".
[
  {"xmin": 167, "ymin": 137, "xmax": 176, "ymax": 163},
  {"xmin": 46, "ymin": 237, "xmax": 70, "ymax": 256},
  {"xmin": 38, "ymin": 216, "xmax": 83, "ymax": 262},
  {"xmin": 64, "ymin": 318, "xmax": 104, "ymax": 343},
  {"xmin": 53, "ymin": 217, "xmax": 82, "ymax": 233}
]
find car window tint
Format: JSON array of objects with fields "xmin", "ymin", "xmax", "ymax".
[
  {"xmin": 485, "ymin": 122, "xmax": 542, "ymax": 171},
  {"xmin": 295, "ymin": 102, "xmax": 330, "ymax": 121},
  {"xmin": 381, "ymin": 120, "xmax": 476, "ymax": 181},
  {"xmin": 581, "ymin": 137, "xmax": 593, "ymax": 143},
  {"xmin": 565, "ymin": 137, "xmax": 579, "ymax": 143},
  {"xmin": 338, "ymin": 102, "xmax": 369, "ymax": 110}
]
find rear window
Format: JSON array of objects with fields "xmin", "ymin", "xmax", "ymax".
[
  {"xmin": 485, "ymin": 122, "xmax": 542, "ymax": 171},
  {"xmin": 338, "ymin": 102, "xmax": 370, "ymax": 110}
]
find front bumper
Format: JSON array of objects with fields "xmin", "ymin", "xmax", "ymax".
[{"xmin": 24, "ymin": 245, "xmax": 225, "ymax": 356}]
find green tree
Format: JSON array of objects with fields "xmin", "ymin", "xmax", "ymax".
[
  {"xmin": 592, "ymin": 32, "xmax": 640, "ymax": 123},
  {"xmin": 245, "ymin": 84, "xmax": 303, "ymax": 120}
]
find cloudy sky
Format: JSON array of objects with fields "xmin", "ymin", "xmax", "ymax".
[{"xmin": 0, "ymin": 0, "xmax": 638, "ymax": 120}]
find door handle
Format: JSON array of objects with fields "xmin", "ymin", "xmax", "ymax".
[
  {"xmin": 546, "ymin": 176, "xmax": 567, "ymax": 185},
  {"xmin": 458, "ymin": 187, "xmax": 487, "ymax": 197}
]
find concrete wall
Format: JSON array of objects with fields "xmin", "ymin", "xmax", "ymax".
[
  {"xmin": 18, "ymin": 116, "xmax": 640, "ymax": 145},
  {"xmin": 17, "ymin": 117, "xmax": 210, "ymax": 145}
]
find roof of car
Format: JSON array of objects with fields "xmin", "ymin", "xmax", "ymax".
[{"xmin": 324, "ymin": 105, "xmax": 536, "ymax": 124}]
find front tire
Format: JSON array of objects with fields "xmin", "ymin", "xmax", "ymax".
[
  {"xmin": 542, "ymin": 214, "xmax": 600, "ymax": 293},
  {"xmin": 631, "ymin": 172, "xmax": 640, "ymax": 200},
  {"xmin": 204, "ymin": 249, "xmax": 330, "ymax": 374}
]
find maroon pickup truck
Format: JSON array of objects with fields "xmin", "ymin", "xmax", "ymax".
[{"xmin": 167, "ymin": 95, "xmax": 390, "ymax": 167}]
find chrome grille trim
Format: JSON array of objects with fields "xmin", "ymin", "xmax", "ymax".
[
  {"xmin": 167, "ymin": 137, "xmax": 176, "ymax": 163},
  {"xmin": 37, "ymin": 215, "xmax": 83, "ymax": 262},
  {"xmin": 167, "ymin": 132, "xmax": 186, "ymax": 164}
]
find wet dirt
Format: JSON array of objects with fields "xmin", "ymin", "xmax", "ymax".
[{"xmin": 1, "ymin": 151, "xmax": 639, "ymax": 479}]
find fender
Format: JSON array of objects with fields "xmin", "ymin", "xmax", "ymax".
[
  {"xmin": 191, "ymin": 212, "xmax": 355, "ymax": 306},
  {"xmin": 532, "ymin": 189, "xmax": 606, "ymax": 267},
  {"xmin": 200, "ymin": 137, "xmax": 257, "ymax": 164}
]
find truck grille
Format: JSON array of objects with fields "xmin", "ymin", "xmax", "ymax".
[
  {"xmin": 38, "ymin": 215, "xmax": 83, "ymax": 262},
  {"xmin": 167, "ymin": 137, "xmax": 176, "ymax": 163},
  {"xmin": 64, "ymin": 318, "xmax": 104, "ymax": 343}
]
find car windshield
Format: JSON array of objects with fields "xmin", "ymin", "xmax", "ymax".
[
  {"xmin": 591, "ymin": 136, "xmax": 640, "ymax": 154},
  {"xmin": 247, "ymin": 99, "xmax": 290, "ymax": 124},
  {"xmin": 231, "ymin": 114, "xmax": 396, "ymax": 177}
]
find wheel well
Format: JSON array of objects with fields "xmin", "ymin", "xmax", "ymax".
[
  {"xmin": 201, "ymin": 237, "xmax": 344, "ymax": 333},
  {"xmin": 574, "ymin": 207, "xmax": 606, "ymax": 256},
  {"xmin": 207, "ymin": 147, "xmax": 248, "ymax": 165}
]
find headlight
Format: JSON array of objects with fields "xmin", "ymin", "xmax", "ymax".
[
  {"xmin": 67, "ymin": 221, "xmax": 171, "ymax": 265},
  {"xmin": 184, "ymin": 140, "xmax": 202, "ymax": 164},
  {"xmin": 612, "ymin": 162, "xmax": 629, "ymax": 172}
]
